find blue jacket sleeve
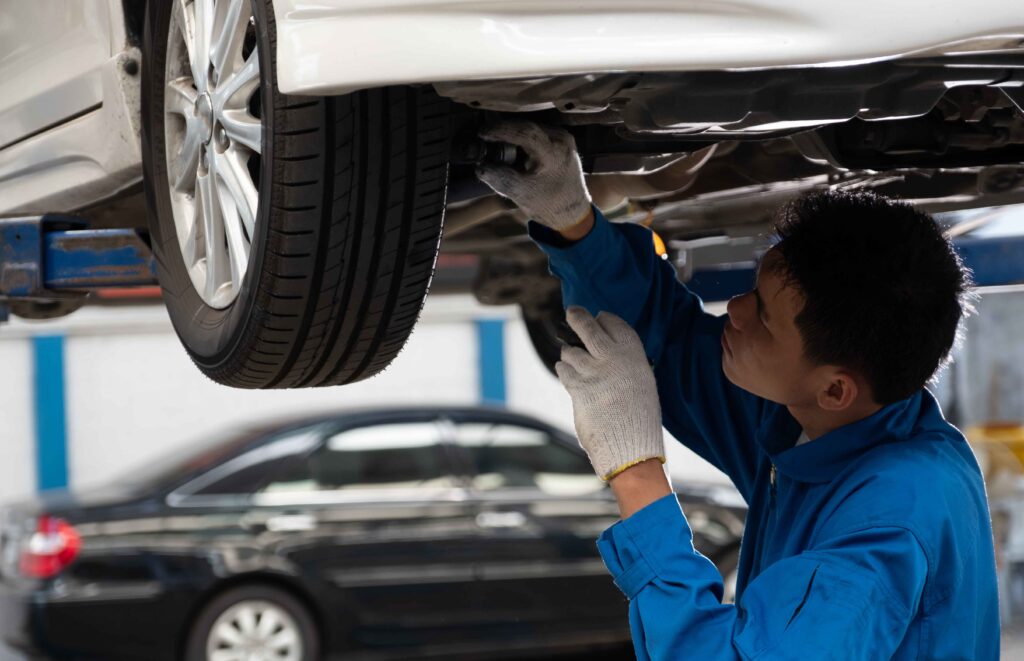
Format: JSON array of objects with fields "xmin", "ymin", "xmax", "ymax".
[
  {"xmin": 530, "ymin": 207, "xmax": 768, "ymax": 500},
  {"xmin": 597, "ymin": 493, "xmax": 928, "ymax": 660}
]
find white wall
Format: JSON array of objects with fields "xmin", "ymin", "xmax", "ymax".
[
  {"xmin": 0, "ymin": 294, "xmax": 729, "ymax": 504},
  {"xmin": 0, "ymin": 341, "xmax": 36, "ymax": 503}
]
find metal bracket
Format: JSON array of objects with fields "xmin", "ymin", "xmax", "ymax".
[
  {"xmin": 671, "ymin": 235, "xmax": 767, "ymax": 283},
  {"xmin": 1, "ymin": 217, "xmax": 44, "ymax": 298}
]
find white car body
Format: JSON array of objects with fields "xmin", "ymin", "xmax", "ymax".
[
  {"xmin": 271, "ymin": 0, "xmax": 1024, "ymax": 96},
  {"xmin": 0, "ymin": 0, "xmax": 1022, "ymax": 216},
  {"xmin": 0, "ymin": 1, "xmax": 141, "ymax": 216}
]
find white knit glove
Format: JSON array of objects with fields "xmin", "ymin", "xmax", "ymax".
[
  {"xmin": 475, "ymin": 120, "xmax": 593, "ymax": 231},
  {"xmin": 555, "ymin": 307, "xmax": 666, "ymax": 482}
]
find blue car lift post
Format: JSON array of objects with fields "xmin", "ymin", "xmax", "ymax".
[
  {"xmin": 1, "ymin": 214, "xmax": 1024, "ymax": 322},
  {"xmin": 0, "ymin": 215, "xmax": 157, "ymax": 322}
]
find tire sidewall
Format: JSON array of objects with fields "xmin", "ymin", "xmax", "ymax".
[
  {"xmin": 522, "ymin": 288, "xmax": 568, "ymax": 376},
  {"xmin": 523, "ymin": 310, "xmax": 563, "ymax": 376},
  {"xmin": 142, "ymin": 0, "xmax": 275, "ymax": 366},
  {"xmin": 184, "ymin": 585, "xmax": 320, "ymax": 661}
]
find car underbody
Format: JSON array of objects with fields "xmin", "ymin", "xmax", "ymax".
[{"xmin": 436, "ymin": 55, "xmax": 1024, "ymax": 315}]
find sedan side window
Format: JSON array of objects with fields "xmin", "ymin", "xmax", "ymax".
[
  {"xmin": 185, "ymin": 426, "xmax": 325, "ymax": 497},
  {"xmin": 453, "ymin": 423, "xmax": 603, "ymax": 496},
  {"xmin": 259, "ymin": 422, "xmax": 457, "ymax": 494}
]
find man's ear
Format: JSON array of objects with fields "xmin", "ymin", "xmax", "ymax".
[{"xmin": 816, "ymin": 370, "xmax": 859, "ymax": 412}]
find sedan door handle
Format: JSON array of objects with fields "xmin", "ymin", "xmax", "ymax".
[
  {"xmin": 475, "ymin": 511, "xmax": 527, "ymax": 528},
  {"xmin": 265, "ymin": 514, "xmax": 317, "ymax": 532}
]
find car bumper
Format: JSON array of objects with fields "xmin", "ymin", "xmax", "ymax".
[
  {"xmin": 271, "ymin": 0, "xmax": 1024, "ymax": 96},
  {"xmin": 0, "ymin": 577, "xmax": 180, "ymax": 660},
  {"xmin": 0, "ymin": 580, "xmax": 48, "ymax": 657}
]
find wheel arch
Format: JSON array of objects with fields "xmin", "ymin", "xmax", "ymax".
[{"xmin": 120, "ymin": 0, "xmax": 145, "ymax": 48}]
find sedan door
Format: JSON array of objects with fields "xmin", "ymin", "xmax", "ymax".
[
  {"xmin": 444, "ymin": 415, "xmax": 630, "ymax": 644},
  {"xmin": 244, "ymin": 415, "xmax": 487, "ymax": 653}
]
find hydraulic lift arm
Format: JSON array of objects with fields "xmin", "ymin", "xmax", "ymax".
[{"xmin": 0, "ymin": 215, "xmax": 156, "ymax": 322}]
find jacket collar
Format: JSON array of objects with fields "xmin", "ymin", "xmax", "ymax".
[{"xmin": 757, "ymin": 390, "xmax": 931, "ymax": 484}]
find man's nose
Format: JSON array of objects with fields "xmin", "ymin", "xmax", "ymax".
[{"xmin": 726, "ymin": 291, "xmax": 753, "ymax": 330}]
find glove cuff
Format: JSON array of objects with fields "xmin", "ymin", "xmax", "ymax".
[
  {"xmin": 536, "ymin": 195, "xmax": 594, "ymax": 231},
  {"xmin": 601, "ymin": 455, "xmax": 667, "ymax": 483}
]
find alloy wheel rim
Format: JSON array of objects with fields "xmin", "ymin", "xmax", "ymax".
[
  {"xmin": 164, "ymin": 0, "xmax": 262, "ymax": 309},
  {"xmin": 206, "ymin": 600, "xmax": 304, "ymax": 661}
]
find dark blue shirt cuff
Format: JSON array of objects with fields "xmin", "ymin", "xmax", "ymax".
[{"xmin": 596, "ymin": 492, "xmax": 695, "ymax": 599}]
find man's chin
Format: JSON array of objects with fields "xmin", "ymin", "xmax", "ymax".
[{"xmin": 722, "ymin": 358, "xmax": 741, "ymax": 387}]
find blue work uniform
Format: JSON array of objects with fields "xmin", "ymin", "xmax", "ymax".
[{"xmin": 529, "ymin": 207, "xmax": 1000, "ymax": 660}]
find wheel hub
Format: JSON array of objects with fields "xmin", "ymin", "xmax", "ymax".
[
  {"xmin": 204, "ymin": 599, "xmax": 303, "ymax": 661},
  {"xmin": 195, "ymin": 93, "xmax": 214, "ymax": 144}
]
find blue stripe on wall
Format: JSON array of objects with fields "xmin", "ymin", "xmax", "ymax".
[
  {"xmin": 476, "ymin": 319, "xmax": 507, "ymax": 405},
  {"xmin": 32, "ymin": 335, "xmax": 69, "ymax": 492}
]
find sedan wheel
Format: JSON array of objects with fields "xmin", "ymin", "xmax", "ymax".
[{"xmin": 185, "ymin": 585, "xmax": 320, "ymax": 661}]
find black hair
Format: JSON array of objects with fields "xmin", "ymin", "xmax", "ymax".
[{"xmin": 768, "ymin": 190, "xmax": 975, "ymax": 405}]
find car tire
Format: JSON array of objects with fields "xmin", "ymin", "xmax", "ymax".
[
  {"xmin": 521, "ymin": 288, "xmax": 568, "ymax": 376},
  {"xmin": 523, "ymin": 308, "xmax": 564, "ymax": 376},
  {"xmin": 141, "ymin": 0, "xmax": 451, "ymax": 388},
  {"xmin": 184, "ymin": 584, "xmax": 320, "ymax": 661}
]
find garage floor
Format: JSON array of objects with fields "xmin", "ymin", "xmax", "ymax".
[
  {"xmin": 0, "ymin": 646, "xmax": 622, "ymax": 660},
  {"xmin": 4, "ymin": 638, "xmax": 1020, "ymax": 659}
]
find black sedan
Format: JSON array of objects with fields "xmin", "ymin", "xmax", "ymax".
[{"xmin": 0, "ymin": 407, "xmax": 746, "ymax": 661}]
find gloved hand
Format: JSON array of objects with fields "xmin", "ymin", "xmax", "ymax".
[
  {"xmin": 475, "ymin": 120, "xmax": 593, "ymax": 231},
  {"xmin": 555, "ymin": 306, "xmax": 666, "ymax": 482}
]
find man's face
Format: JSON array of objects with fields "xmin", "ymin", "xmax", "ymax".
[{"xmin": 721, "ymin": 249, "xmax": 820, "ymax": 406}]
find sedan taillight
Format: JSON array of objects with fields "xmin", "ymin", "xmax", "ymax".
[{"xmin": 19, "ymin": 515, "xmax": 81, "ymax": 579}]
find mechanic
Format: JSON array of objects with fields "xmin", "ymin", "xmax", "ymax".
[{"xmin": 475, "ymin": 120, "xmax": 1000, "ymax": 660}]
